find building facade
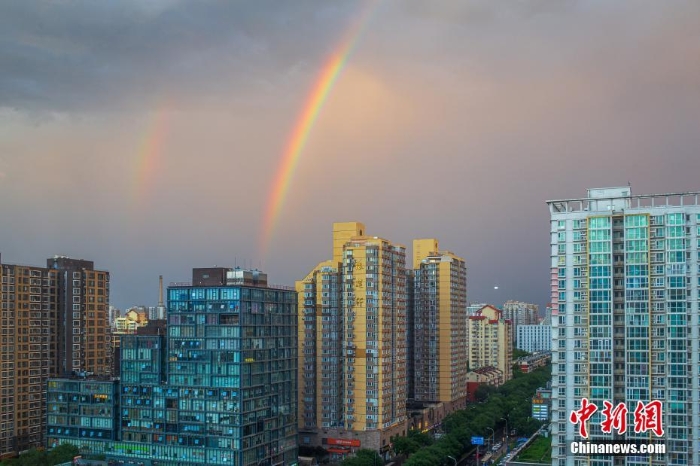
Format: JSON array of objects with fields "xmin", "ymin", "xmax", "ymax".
[
  {"xmin": 548, "ymin": 187, "xmax": 700, "ymax": 466},
  {"xmin": 0, "ymin": 259, "xmax": 58, "ymax": 457},
  {"xmin": 411, "ymin": 239, "xmax": 467, "ymax": 411},
  {"xmin": 48, "ymin": 267, "xmax": 298, "ymax": 466},
  {"xmin": 501, "ymin": 300, "xmax": 539, "ymax": 348},
  {"xmin": 516, "ymin": 324, "xmax": 552, "ymax": 353},
  {"xmin": 0, "ymin": 254, "xmax": 109, "ymax": 458},
  {"xmin": 467, "ymin": 305, "xmax": 512, "ymax": 381},
  {"xmin": 47, "ymin": 378, "xmax": 120, "ymax": 445},
  {"xmin": 47, "ymin": 256, "xmax": 111, "ymax": 377},
  {"xmin": 297, "ymin": 222, "xmax": 408, "ymax": 458}
]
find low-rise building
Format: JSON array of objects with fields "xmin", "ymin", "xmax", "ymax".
[
  {"xmin": 515, "ymin": 352, "xmax": 551, "ymax": 373},
  {"xmin": 465, "ymin": 367, "xmax": 504, "ymax": 401}
]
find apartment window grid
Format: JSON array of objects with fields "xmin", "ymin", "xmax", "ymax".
[{"xmin": 550, "ymin": 191, "xmax": 700, "ymax": 465}]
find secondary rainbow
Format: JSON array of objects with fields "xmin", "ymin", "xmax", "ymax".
[
  {"xmin": 133, "ymin": 106, "xmax": 170, "ymax": 205},
  {"xmin": 260, "ymin": 0, "xmax": 380, "ymax": 255}
]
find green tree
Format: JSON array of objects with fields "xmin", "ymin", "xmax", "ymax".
[
  {"xmin": 512, "ymin": 349, "xmax": 531, "ymax": 359},
  {"xmin": 406, "ymin": 429, "xmax": 433, "ymax": 447},
  {"xmin": 341, "ymin": 449, "xmax": 383, "ymax": 466},
  {"xmin": 0, "ymin": 448, "xmax": 48, "ymax": 466},
  {"xmin": 392, "ymin": 436, "xmax": 421, "ymax": 456},
  {"xmin": 47, "ymin": 444, "xmax": 79, "ymax": 465}
]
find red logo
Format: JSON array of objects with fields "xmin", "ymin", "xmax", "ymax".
[
  {"xmin": 633, "ymin": 400, "xmax": 664, "ymax": 437},
  {"xmin": 570, "ymin": 399, "xmax": 664, "ymax": 439},
  {"xmin": 569, "ymin": 398, "xmax": 598, "ymax": 439}
]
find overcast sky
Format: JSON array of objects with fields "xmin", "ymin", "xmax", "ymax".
[{"xmin": 1, "ymin": 0, "xmax": 699, "ymax": 311}]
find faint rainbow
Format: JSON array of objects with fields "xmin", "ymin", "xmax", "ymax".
[
  {"xmin": 132, "ymin": 106, "xmax": 170, "ymax": 205},
  {"xmin": 260, "ymin": 0, "xmax": 381, "ymax": 255}
]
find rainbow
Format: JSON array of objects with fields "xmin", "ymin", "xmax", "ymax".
[
  {"xmin": 260, "ymin": 0, "xmax": 381, "ymax": 255},
  {"xmin": 133, "ymin": 107, "xmax": 170, "ymax": 205}
]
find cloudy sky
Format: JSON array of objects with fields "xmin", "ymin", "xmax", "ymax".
[{"xmin": 1, "ymin": 0, "xmax": 699, "ymax": 311}]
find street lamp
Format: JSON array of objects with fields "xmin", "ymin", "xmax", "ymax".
[
  {"xmin": 501, "ymin": 417, "xmax": 509, "ymax": 453},
  {"xmin": 447, "ymin": 454, "xmax": 457, "ymax": 466},
  {"xmin": 486, "ymin": 427, "xmax": 494, "ymax": 450}
]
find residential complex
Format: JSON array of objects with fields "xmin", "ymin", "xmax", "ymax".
[
  {"xmin": 548, "ymin": 187, "xmax": 700, "ymax": 466},
  {"xmin": 501, "ymin": 300, "xmax": 539, "ymax": 348},
  {"xmin": 0, "ymin": 258, "xmax": 58, "ymax": 457},
  {"xmin": 411, "ymin": 239, "xmax": 467, "ymax": 411},
  {"xmin": 48, "ymin": 266, "xmax": 298, "ymax": 466},
  {"xmin": 297, "ymin": 222, "xmax": 408, "ymax": 458},
  {"xmin": 48, "ymin": 256, "xmax": 111, "ymax": 377},
  {"xmin": 467, "ymin": 304, "xmax": 512, "ymax": 381},
  {"xmin": 0, "ymin": 254, "xmax": 109, "ymax": 458},
  {"xmin": 516, "ymin": 324, "xmax": 552, "ymax": 353}
]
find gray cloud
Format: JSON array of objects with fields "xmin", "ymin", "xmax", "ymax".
[
  {"xmin": 0, "ymin": 0, "xmax": 359, "ymax": 112},
  {"xmin": 1, "ymin": 1, "xmax": 699, "ymax": 311}
]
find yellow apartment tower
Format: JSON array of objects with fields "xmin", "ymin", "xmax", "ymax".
[
  {"xmin": 297, "ymin": 222, "xmax": 408, "ymax": 459},
  {"xmin": 411, "ymin": 239, "xmax": 467, "ymax": 412}
]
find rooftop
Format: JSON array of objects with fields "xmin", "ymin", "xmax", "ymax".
[{"xmin": 547, "ymin": 188, "xmax": 700, "ymax": 214}]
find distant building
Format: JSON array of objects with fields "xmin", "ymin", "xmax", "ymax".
[
  {"xmin": 467, "ymin": 305, "xmax": 513, "ymax": 381},
  {"xmin": 466, "ymin": 303, "xmax": 488, "ymax": 317},
  {"xmin": 540, "ymin": 304, "xmax": 553, "ymax": 326},
  {"xmin": 108, "ymin": 305, "xmax": 121, "ymax": 326},
  {"xmin": 465, "ymin": 367, "xmax": 504, "ymax": 401},
  {"xmin": 501, "ymin": 300, "xmax": 538, "ymax": 347},
  {"xmin": 516, "ymin": 325, "xmax": 552, "ymax": 353},
  {"xmin": 515, "ymin": 352, "xmax": 551, "ymax": 373}
]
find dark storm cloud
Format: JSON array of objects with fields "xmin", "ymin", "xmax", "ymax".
[{"xmin": 0, "ymin": 0, "xmax": 357, "ymax": 112}]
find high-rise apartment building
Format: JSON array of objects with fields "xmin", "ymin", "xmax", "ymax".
[
  {"xmin": 0, "ymin": 254, "xmax": 109, "ymax": 458},
  {"xmin": 0, "ymin": 257, "xmax": 58, "ymax": 457},
  {"xmin": 47, "ymin": 256, "xmax": 111, "ymax": 377},
  {"xmin": 467, "ymin": 305, "xmax": 512, "ymax": 381},
  {"xmin": 297, "ymin": 222, "xmax": 408, "ymax": 458},
  {"xmin": 548, "ymin": 187, "xmax": 700, "ymax": 466},
  {"xmin": 48, "ymin": 266, "xmax": 298, "ymax": 466},
  {"xmin": 501, "ymin": 300, "xmax": 539, "ymax": 348},
  {"xmin": 411, "ymin": 239, "xmax": 467, "ymax": 411}
]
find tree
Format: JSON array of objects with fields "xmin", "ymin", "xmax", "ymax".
[
  {"xmin": 1, "ymin": 448, "xmax": 48, "ymax": 466},
  {"xmin": 393, "ymin": 436, "xmax": 421, "ymax": 456},
  {"xmin": 341, "ymin": 449, "xmax": 383, "ymax": 466},
  {"xmin": 47, "ymin": 444, "xmax": 79, "ymax": 465}
]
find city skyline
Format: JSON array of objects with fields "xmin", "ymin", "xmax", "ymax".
[{"xmin": 2, "ymin": 1, "xmax": 700, "ymax": 311}]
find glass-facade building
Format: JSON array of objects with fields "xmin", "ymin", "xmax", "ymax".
[
  {"xmin": 548, "ymin": 188, "xmax": 700, "ymax": 466},
  {"xmin": 48, "ymin": 267, "xmax": 298, "ymax": 466}
]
